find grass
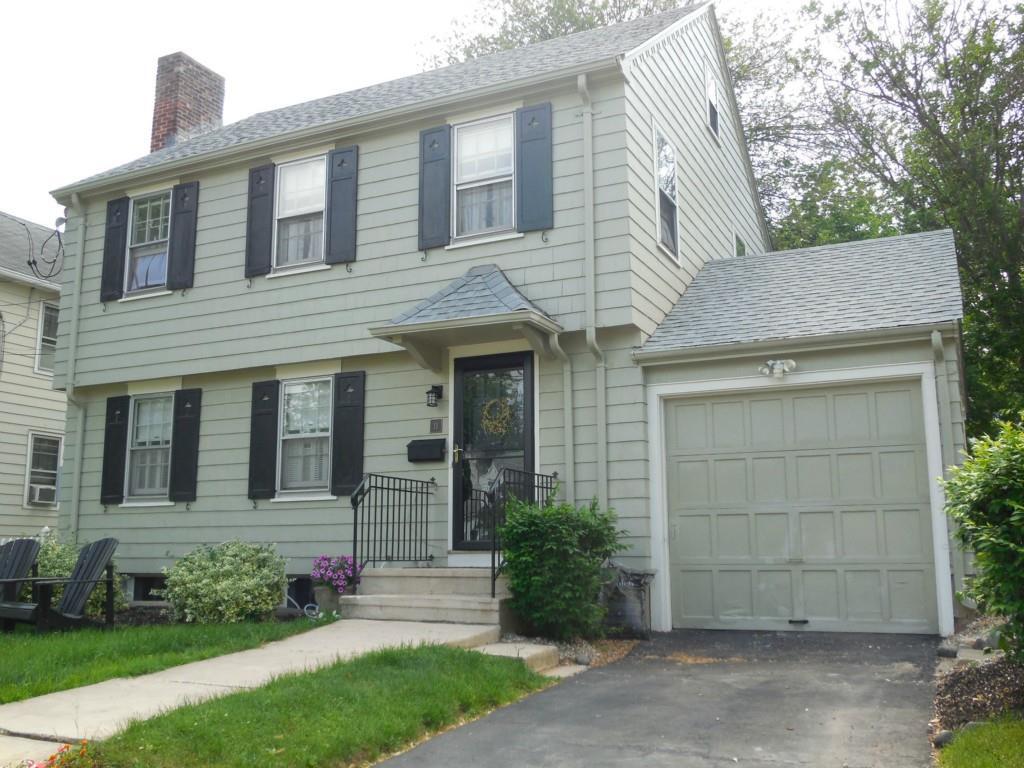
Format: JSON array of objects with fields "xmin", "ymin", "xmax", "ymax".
[
  {"xmin": 0, "ymin": 619, "xmax": 322, "ymax": 704},
  {"xmin": 94, "ymin": 645, "xmax": 550, "ymax": 768},
  {"xmin": 939, "ymin": 717, "xmax": 1024, "ymax": 768}
]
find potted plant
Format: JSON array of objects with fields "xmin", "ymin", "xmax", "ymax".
[{"xmin": 311, "ymin": 555, "xmax": 361, "ymax": 613}]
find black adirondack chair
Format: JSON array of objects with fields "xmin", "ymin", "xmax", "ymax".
[
  {"xmin": 0, "ymin": 538, "xmax": 118, "ymax": 633},
  {"xmin": 0, "ymin": 538, "xmax": 42, "ymax": 632}
]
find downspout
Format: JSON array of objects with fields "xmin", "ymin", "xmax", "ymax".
[
  {"xmin": 66, "ymin": 193, "xmax": 88, "ymax": 544},
  {"xmin": 548, "ymin": 334, "xmax": 575, "ymax": 504},
  {"xmin": 577, "ymin": 73, "xmax": 608, "ymax": 511}
]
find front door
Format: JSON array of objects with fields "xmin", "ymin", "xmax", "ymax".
[{"xmin": 452, "ymin": 352, "xmax": 534, "ymax": 550}]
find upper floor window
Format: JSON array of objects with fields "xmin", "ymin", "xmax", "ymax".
[
  {"xmin": 655, "ymin": 129, "xmax": 679, "ymax": 259},
  {"xmin": 35, "ymin": 302, "xmax": 58, "ymax": 374},
  {"xmin": 454, "ymin": 115, "xmax": 515, "ymax": 238},
  {"xmin": 26, "ymin": 432, "xmax": 61, "ymax": 507},
  {"xmin": 705, "ymin": 61, "xmax": 720, "ymax": 138},
  {"xmin": 127, "ymin": 191, "xmax": 172, "ymax": 293},
  {"xmin": 274, "ymin": 156, "xmax": 326, "ymax": 269},
  {"xmin": 735, "ymin": 234, "xmax": 747, "ymax": 257},
  {"xmin": 126, "ymin": 394, "xmax": 174, "ymax": 499},
  {"xmin": 278, "ymin": 378, "xmax": 332, "ymax": 492}
]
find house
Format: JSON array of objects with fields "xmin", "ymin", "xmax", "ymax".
[
  {"xmin": 49, "ymin": 3, "xmax": 967, "ymax": 633},
  {"xmin": 0, "ymin": 212, "xmax": 65, "ymax": 539}
]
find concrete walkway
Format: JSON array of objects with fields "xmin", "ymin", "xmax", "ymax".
[{"xmin": 0, "ymin": 619, "xmax": 498, "ymax": 766}]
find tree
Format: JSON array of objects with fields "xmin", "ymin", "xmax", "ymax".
[
  {"xmin": 806, "ymin": 0, "xmax": 1024, "ymax": 435},
  {"xmin": 426, "ymin": 0, "xmax": 680, "ymax": 67}
]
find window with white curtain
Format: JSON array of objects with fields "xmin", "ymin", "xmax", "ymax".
[
  {"xmin": 278, "ymin": 378, "xmax": 332, "ymax": 492},
  {"xmin": 35, "ymin": 302, "xmax": 58, "ymax": 373},
  {"xmin": 453, "ymin": 115, "xmax": 515, "ymax": 238},
  {"xmin": 126, "ymin": 394, "xmax": 173, "ymax": 498},
  {"xmin": 126, "ymin": 192, "xmax": 171, "ymax": 293},
  {"xmin": 655, "ymin": 128, "xmax": 679, "ymax": 258},
  {"xmin": 274, "ymin": 156, "xmax": 326, "ymax": 268}
]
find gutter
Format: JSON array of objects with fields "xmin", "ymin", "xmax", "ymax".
[
  {"xmin": 65, "ymin": 193, "xmax": 88, "ymax": 544},
  {"xmin": 52, "ymin": 59, "xmax": 623, "ymax": 204},
  {"xmin": 0, "ymin": 265, "xmax": 61, "ymax": 293},
  {"xmin": 577, "ymin": 73, "xmax": 608, "ymax": 511}
]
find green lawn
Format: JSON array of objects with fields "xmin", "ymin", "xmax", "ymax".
[
  {"xmin": 939, "ymin": 718, "xmax": 1024, "ymax": 768},
  {"xmin": 0, "ymin": 619, "xmax": 322, "ymax": 704},
  {"xmin": 94, "ymin": 645, "xmax": 550, "ymax": 768}
]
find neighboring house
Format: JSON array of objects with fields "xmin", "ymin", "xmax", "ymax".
[
  {"xmin": 50, "ymin": 3, "xmax": 967, "ymax": 633},
  {"xmin": 0, "ymin": 213, "xmax": 65, "ymax": 539}
]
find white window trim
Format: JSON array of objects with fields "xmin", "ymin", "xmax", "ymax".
[
  {"xmin": 123, "ymin": 392, "xmax": 175, "ymax": 503},
  {"xmin": 123, "ymin": 191, "xmax": 173, "ymax": 297},
  {"xmin": 451, "ymin": 113, "xmax": 517, "ymax": 242},
  {"xmin": 23, "ymin": 430, "xmax": 63, "ymax": 509},
  {"xmin": 705, "ymin": 59, "xmax": 721, "ymax": 142},
  {"xmin": 264, "ymin": 263, "xmax": 332, "ymax": 280},
  {"xmin": 33, "ymin": 300, "xmax": 59, "ymax": 376},
  {"xmin": 644, "ymin": 362, "xmax": 956, "ymax": 637},
  {"xmin": 275, "ymin": 376, "xmax": 333, "ymax": 498},
  {"xmin": 271, "ymin": 154, "xmax": 328, "ymax": 273},
  {"xmin": 652, "ymin": 124, "xmax": 681, "ymax": 265}
]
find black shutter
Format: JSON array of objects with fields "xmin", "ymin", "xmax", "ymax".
[
  {"xmin": 166, "ymin": 181, "xmax": 199, "ymax": 290},
  {"xmin": 100, "ymin": 198, "xmax": 129, "ymax": 302},
  {"xmin": 245, "ymin": 165, "xmax": 275, "ymax": 278},
  {"xmin": 331, "ymin": 371, "xmax": 366, "ymax": 497},
  {"xmin": 325, "ymin": 146, "xmax": 358, "ymax": 265},
  {"xmin": 248, "ymin": 380, "xmax": 280, "ymax": 499},
  {"xmin": 516, "ymin": 102, "xmax": 554, "ymax": 233},
  {"xmin": 100, "ymin": 395, "xmax": 130, "ymax": 504},
  {"xmin": 417, "ymin": 125, "xmax": 451, "ymax": 250},
  {"xmin": 169, "ymin": 388, "xmax": 202, "ymax": 502}
]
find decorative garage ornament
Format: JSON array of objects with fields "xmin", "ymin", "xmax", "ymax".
[
  {"xmin": 481, "ymin": 398, "xmax": 514, "ymax": 436},
  {"xmin": 758, "ymin": 359, "xmax": 797, "ymax": 380}
]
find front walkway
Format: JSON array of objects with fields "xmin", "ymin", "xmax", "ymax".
[
  {"xmin": 384, "ymin": 630, "xmax": 938, "ymax": 768},
  {"xmin": 0, "ymin": 619, "xmax": 497, "ymax": 766}
]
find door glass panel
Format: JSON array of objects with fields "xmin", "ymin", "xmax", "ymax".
[{"xmin": 458, "ymin": 362, "xmax": 526, "ymax": 544}]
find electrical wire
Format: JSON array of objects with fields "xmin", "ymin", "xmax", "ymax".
[{"xmin": 0, "ymin": 210, "xmax": 65, "ymax": 282}]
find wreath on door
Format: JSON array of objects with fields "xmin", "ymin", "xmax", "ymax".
[{"xmin": 481, "ymin": 398, "xmax": 514, "ymax": 436}]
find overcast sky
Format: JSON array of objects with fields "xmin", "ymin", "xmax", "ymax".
[{"xmin": 1, "ymin": 0, "xmax": 803, "ymax": 228}]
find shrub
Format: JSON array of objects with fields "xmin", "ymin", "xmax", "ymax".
[
  {"xmin": 162, "ymin": 541, "xmax": 287, "ymax": 623},
  {"xmin": 944, "ymin": 416, "xmax": 1024, "ymax": 661},
  {"xmin": 311, "ymin": 555, "xmax": 362, "ymax": 594},
  {"xmin": 500, "ymin": 498, "xmax": 625, "ymax": 640},
  {"xmin": 21, "ymin": 537, "xmax": 128, "ymax": 618}
]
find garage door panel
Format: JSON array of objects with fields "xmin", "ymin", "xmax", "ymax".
[{"xmin": 666, "ymin": 381, "xmax": 939, "ymax": 633}]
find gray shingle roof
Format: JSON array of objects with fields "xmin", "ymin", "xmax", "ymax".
[
  {"xmin": 390, "ymin": 264, "xmax": 548, "ymax": 325},
  {"xmin": 0, "ymin": 212, "xmax": 61, "ymax": 288},
  {"xmin": 641, "ymin": 230, "xmax": 963, "ymax": 354},
  {"xmin": 60, "ymin": 6, "xmax": 698, "ymax": 193}
]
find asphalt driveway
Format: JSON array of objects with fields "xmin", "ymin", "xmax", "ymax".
[{"xmin": 384, "ymin": 630, "xmax": 938, "ymax": 767}]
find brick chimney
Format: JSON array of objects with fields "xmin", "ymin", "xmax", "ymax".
[{"xmin": 150, "ymin": 52, "xmax": 225, "ymax": 153}]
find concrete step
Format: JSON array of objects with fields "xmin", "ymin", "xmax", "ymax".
[
  {"xmin": 476, "ymin": 642, "xmax": 560, "ymax": 673},
  {"xmin": 359, "ymin": 567, "xmax": 510, "ymax": 598},
  {"xmin": 338, "ymin": 593, "xmax": 502, "ymax": 625}
]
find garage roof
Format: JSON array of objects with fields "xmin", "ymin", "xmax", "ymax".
[{"xmin": 640, "ymin": 230, "xmax": 963, "ymax": 355}]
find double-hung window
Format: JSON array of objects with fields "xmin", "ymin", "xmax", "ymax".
[
  {"xmin": 35, "ymin": 302, "xmax": 58, "ymax": 374},
  {"xmin": 705, "ymin": 61, "xmax": 720, "ymax": 138},
  {"xmin": 126, "ymin": 394, "xmax": 174, "ymax": 499},
  {"xmin": 274, "ymin": 156, "xmax": 327, "ymax": 269},
  {"xmin": 453, "ymin": 115, "xmax": 515, "ymax": 238},
  {"xmin": 126, "ymin": 192, "xmax": 172, "ymax": 293},
  {"xmin": 278, "ymin": 378, "xmax": 332, "ymax": 492},
  {"xmin": 655, "ymin": 129, "xmax": 679, "ymax": 258},
  {"xmin": 26, "ymin": 432, "xmax": 61, "ymax": 507}
]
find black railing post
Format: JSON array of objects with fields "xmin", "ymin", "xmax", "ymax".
[
  {"xmin": 349, "ymin": 474, "xmax": 435, "ymax": 570},
  {"xmin": 104, "ymin": 564, "xmax": 115, "ymax": 628}
]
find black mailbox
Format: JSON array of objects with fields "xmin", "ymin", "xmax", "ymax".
[{"xmin": 407, "ymin": 438, "xmax": 446, "ymax": 463}]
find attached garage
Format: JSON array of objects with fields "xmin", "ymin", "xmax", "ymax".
[
  {"xmin": 664, "ymin": 381, "xmax": 937, "ymax": 633},
  {"xmin": 637, "ymin": 232, "xmax": 967, "ymax": 636}
]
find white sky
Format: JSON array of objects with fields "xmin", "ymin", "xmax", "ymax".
[{"xmin": 0, "ymin": 0, "xmax": 805, "ymax": 228}]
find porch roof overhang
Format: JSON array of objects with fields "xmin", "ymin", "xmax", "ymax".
[{"xmin": 368, "ymin": 264, "xmax": 563, "ymax": 372}]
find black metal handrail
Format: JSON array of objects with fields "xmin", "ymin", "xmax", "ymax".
[
  {"xmin": 351, "ymin": 474, "xmax": 436, "ymax": 570},
  {"xmin": 487, "ymin": 467, "xmax": 559, "ymax": 597}
]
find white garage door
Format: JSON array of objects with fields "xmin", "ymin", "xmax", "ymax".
[{"xmin": 665, "ymin": 381, "xmax": 938, "ymax": 633}]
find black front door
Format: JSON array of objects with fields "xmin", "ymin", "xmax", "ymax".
[{"xmin": 452, "ymin": 352, "xmax": 534, "ymax": 550}]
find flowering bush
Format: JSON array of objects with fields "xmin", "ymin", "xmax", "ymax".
[
  {"xmin": 29, "ymin": 740, "xmax": 98, "ymax": 767},
  {"xmin": 19, "ymin": 537, "xmax": 128, "ymax": 618},
  {"xmin": 311, "ymin": 555, "xmax": 362, "ymax": 594},
  {"xmin": 162, "ymin": 541, "xmax": 287, "ymax": 623}
]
